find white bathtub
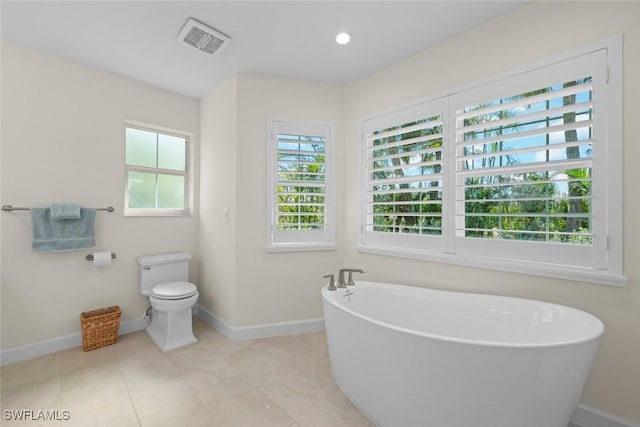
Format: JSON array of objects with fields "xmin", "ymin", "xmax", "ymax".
[{"xmin": 322, "ymin": 281, "xmax": 604, "ymax": 427}]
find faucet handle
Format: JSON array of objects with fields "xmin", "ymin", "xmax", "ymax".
[
  {"xmin": 343, "ymin": 268, "xmax": 365, "ymax": 286},
  {"xmin": 347, "ymin": 272, "xmax": 355, "ymax": 286},
  {"xmin": 323, "ymin": 273, "xmax": 336, "ymax": 291}
]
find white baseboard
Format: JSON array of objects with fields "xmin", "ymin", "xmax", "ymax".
[
  {"xmin": 572, "ymin": 403, "xmax": 640, "ymax": 427},
  {"xmin": 196, "ymin": 304, "xmax": 324, "ymax": 341},
  {"xmin": 0, "ymin": 317, "xmax": 149, "ymax": 366},
  {"xmin": 3, "ymin": 312, "xmax": 638, "ymax": 427}
]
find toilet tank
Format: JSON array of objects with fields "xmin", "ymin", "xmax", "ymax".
[{"xmin": 137, "ymin": 252, "xmax": 192, "ymax": 296}]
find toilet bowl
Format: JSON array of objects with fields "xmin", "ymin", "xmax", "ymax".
[{"xmin": 137, "ymin": 253, "xmax": 198, "ymax": 352}]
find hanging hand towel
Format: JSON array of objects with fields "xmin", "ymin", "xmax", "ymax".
[
  {"xmin": 49, "ymin": 203, "xmax": 82, "ymax": 220},
  {"xmin": 31, "ymin": 207, "xmax": 96, "ymax": 252}
]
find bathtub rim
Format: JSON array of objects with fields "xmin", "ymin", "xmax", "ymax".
[{"xmin": 322, "ymin": 281, "xmax": 605, "ymax": 349}]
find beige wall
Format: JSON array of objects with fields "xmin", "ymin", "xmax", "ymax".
[
  {"xmin": 199, "ymin": 73, "xmax": 345, "ymax": 327},
  {"xmin": 199, "ymin": 75, "xmax": 238, "ymax": 324},
  {"xmin": 0, "ymin": 42, "xmax": 201, "ymax": 349},
  {"xmin": 344, "ymin": 2, "xmax": 640, "ymax": 422},
  {"xmin": 234, "ymin": 74, "xmax": 345, "ymax": 326}
]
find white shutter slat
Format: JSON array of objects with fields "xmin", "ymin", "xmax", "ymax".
[
  {"xmin": 372, "ymin": 159, "xmax": 442, "ymax": 174},
  {"xmin": 368, "ymin": 119, "xmax": 443, "ymax": 141},
  {"xmin": 368, "ymin": 132, "xmax": 443, "ymax": 151},
  {"xmin": 458, "ymin": 139, "xmax": 592, "ymax": 163},
  {"xmin": 456, "ymin": 158, "xmax": 592, "ymax": 179},
  {"xmin": 455, "ymin": 120, "xmax": 592, "ymax": 148},
  {"xmin": 458, "ymin": 100, "xmax": 592, "ymax": 135},
  {"xmin": 370, "ymin": 173, "xmax": 444, "ymax": 187},
  {"xmin": 370, "ymin": 145, "xmax": 442, "ymax": 165},
  {"xmin": 456, "ymin": 82, "xmax": 593, "ymax": 120},
  {"xmin": 278, "ymin": 150, "xmax": 324, "ymax": 158}
]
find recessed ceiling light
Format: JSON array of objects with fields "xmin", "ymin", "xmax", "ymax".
[{"xmin": 335, "ymin": 32, "xmax": 351, "ymax": 45}]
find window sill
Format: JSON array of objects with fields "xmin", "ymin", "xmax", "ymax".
[
  {"xmin": 124, "ymin": 209, "xmax": 191, "ymax": 217},
  {"xmin": 355, "ymin": 244, "xmax": 627, "ymax": 287},
  {"xmin": 266, "ymin": 243, "xmax": 337, "ymax": 253}
]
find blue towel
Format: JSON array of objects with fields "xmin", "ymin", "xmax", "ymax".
[
  {"xmin": 31, "ymin": 207, "xmax": 96, "ymax": 252},
  {"xmin": 49, "ymin": 203, "xmax": 82, "ymax": 220}
]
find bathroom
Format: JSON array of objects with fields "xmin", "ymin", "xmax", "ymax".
[{"xmin": 1, "ymin": 1, "xmax": 639, "ymax": 427}]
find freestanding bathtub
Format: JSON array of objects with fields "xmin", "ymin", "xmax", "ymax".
[{"xmin": 322, "ymin": 281, "xmax": 604, "ymax": 427}]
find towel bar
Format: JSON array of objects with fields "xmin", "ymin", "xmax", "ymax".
[{"xmin": 2, "ymin": 205, "xmax": 115, "ymax": 212}]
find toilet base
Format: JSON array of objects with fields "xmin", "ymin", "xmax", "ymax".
[{"xmin": 147, "ymin": 307, "xmax": 197, "ymax": 352}]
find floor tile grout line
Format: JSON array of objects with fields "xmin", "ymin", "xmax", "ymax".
[
  {"xmin": 173, "ymin": 350, "xmax": 221, "ymax": 427},
  {"xmin": 119, "ymin": 355, "xmax": 143, "ymax": 427}
]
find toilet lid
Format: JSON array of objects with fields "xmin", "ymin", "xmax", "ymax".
[{"xmin": 151, "ymin": 281, "xmax": 197, "ymax": 300}]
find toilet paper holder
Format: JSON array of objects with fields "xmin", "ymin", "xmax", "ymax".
[{"xmin": 85, "ymin": 252, "xmax": 117, "ymax": 261}]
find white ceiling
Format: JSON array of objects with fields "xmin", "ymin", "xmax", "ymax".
[{"xmin": 1, "ymin": 1, "xmax": 526, "ymax": 99}]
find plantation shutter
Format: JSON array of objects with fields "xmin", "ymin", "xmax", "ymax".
[
  {"xmin": 267, "ymin": 119, "xmax": 335, "ymax": 250},
  {"xmin": 362, "ymin": 99, "xmax": 448, "ymax": 252},
  {"xmin": 276, "ymin": 132, "xmax": 326, "ymax": 230},
  {"xmin": 359, "ymin": 41, "xmax": 622, "ymax": 283},
  {"xmin": 452, "ymin": 50, "xmax": 607, "ymax": 267}
]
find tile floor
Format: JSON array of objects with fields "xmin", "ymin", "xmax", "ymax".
[
  {"xmin": 0, "ymin": 318, "xmax": 376, "ymax": 427},
  {"xmin": 1, "ymin": 318, "xmax": 583, "ymax": 427}
]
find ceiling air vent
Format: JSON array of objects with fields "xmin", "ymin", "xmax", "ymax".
[{"xmin": 178, "ymin": 18, "xmax": 230, "ymax": 55}]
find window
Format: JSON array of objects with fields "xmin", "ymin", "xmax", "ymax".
[
  {"xmin": 266, "ymin": 118, "xmax": 335, "ymax": 251},
  {"xmin": 363, "ymin": 99, "xmax": 448, "ymax": 253},
  {"xmin": 124, "ymin": 123, "xmax": 190, "ymax": 216},
  {"xmin": 359, "ymin": 38, "xmax": 625, "ymax": 285}
]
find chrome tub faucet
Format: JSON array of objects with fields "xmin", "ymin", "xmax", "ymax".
[
  {"xmin": 325, "ymin": 269, "xmax": 365, "ymax": 291},
  {"xmin": 338, "ymin": 268, "xmax": 365, "ymax": 288}
]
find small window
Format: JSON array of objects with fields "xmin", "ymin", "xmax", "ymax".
[
  {"xmin": 266, "ymin": 118, "xmax": 335, "ymax": 251},
  {"xmin": 124, "ymin": 124, "xmax": 190, "ymax": 216}
]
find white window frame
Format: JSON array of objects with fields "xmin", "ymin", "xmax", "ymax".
[
  {"xmin": 266, "ymin": 117, "xmax": 336, "ymax": 252},
  {"xmin": 357, "ymin": 37, "xmax": 625, "ymax": 286},
  {"xmin": 124, "ymin": 121, "xmax": 192, "ymax": 217}
]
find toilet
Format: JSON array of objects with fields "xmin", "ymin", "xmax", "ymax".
[{"xmin": 137, "ymin": 252, "xmax": 199, "ymax": 351}]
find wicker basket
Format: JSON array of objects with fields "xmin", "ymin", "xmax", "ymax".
[{"xmin": 80, "ymin": 306, "xmax": 121, "ymax": 351}]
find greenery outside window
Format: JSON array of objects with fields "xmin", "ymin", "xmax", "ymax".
[
  {"xmin": 124, "ymin": 123, "xmax": 190, "ymax": 216},
  {"xmin": 266, "ymin": 118, "xmax": 335, "ymax": 251},
  {"xmin": 359, "ymin": 38, "xmax": 624, "ymax": 285}
]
